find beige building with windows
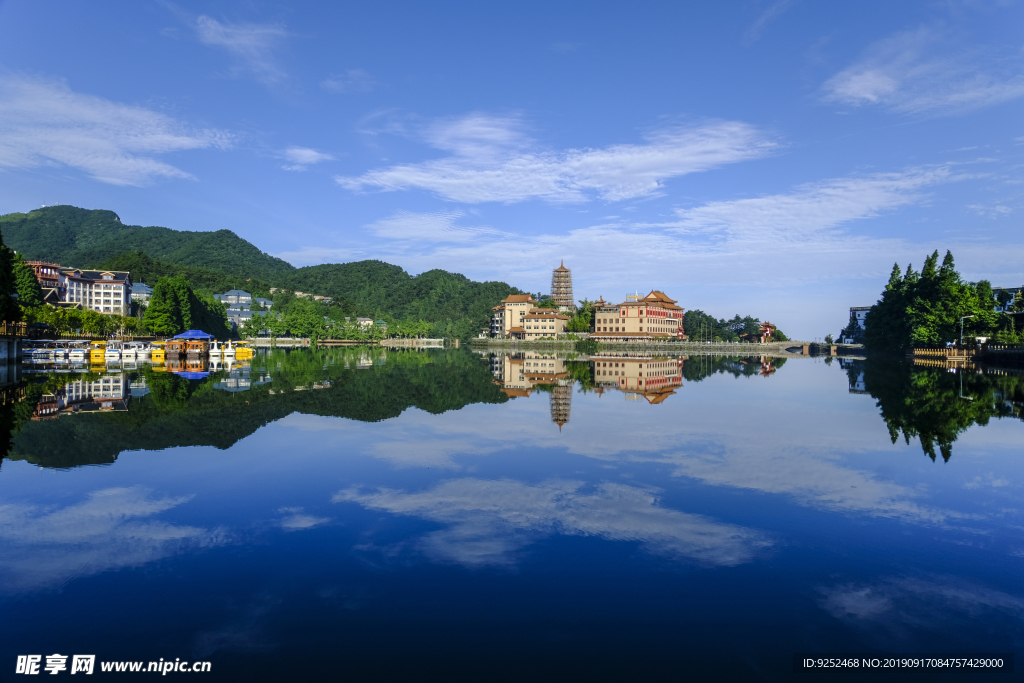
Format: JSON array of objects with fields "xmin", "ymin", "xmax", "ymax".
[
  {"xmin": 591, "ymin": 291, "xmax": 685, "ymax": 341},
  {"xmin": 490, "ymin": 294, "xmax": 570, "ymax": 339},
  {"xmin": 58, "ymin": 269, "xmax": 133, "ymax": 315}
]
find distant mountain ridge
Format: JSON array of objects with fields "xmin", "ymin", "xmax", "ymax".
[
  {"xmin": 0, "ymin": 206, "xmax": 293, "ymax": 281},
  {"xmin": 0, "ymin": 205, "xmax": 522, "ymax": 337}
]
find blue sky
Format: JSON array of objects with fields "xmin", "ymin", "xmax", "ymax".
[{"xmin": 1, "ymin": 0, "xmax": 1022, "ymax": 338}]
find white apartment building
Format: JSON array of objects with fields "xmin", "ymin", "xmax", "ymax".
[{"xmin": 58, "ymin": 269, "xmax": 133, "ymax": 315}]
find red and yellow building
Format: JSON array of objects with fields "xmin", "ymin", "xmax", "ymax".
[{"xmin": 591, "ymin": 290, "xmax": 685, "ymax": 341}]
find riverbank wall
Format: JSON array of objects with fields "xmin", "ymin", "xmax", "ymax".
[{"xmin": 472, "ymin": 338, "xmax": 823, "ymax": 356}]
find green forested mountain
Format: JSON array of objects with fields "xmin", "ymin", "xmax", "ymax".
[
  {"xmin": 288, "ymin": 262, "xmax": 520, "ymax": 338},
  {"xmin": 95, "ymin": 250, "xmax": 273, "ymax": 296},
  {"xmin": 0, "ymin": 205, "xmax": 523, "ymax": 337},
  {"xmin": 0, "ymin": 206, "xmax": 293, "ymax": 281}
]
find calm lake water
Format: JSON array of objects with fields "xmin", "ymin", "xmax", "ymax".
[{"xmin": 1, "ymin": 347, "xmax": 1022, "ymax": 681}]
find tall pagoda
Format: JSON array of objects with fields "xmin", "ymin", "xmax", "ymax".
[{"xmin": 550, "ymin": 261, "xmax": 574, "ymax": 312}]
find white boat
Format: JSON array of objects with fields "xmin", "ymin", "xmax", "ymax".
[
  {"xmin": 104, "ymin": 341, "xmax": 122, "ymax": 361},
  {"xmin": 26, "ymin": 344, "xmax": 54, "ymax": 361},
  {"xmin": 121, "ymin": 341, "xmax": 151, "ymax": 360},
  {"xmin": 209, "ymin": 340, "xmax": 237, "ymax": 357},
  {"xmin": 69, "ymin": 345, "xmax": 87, "ymax": 362},
  {"xmin": 50, "ymin": 342, "xmax": 69, "ymax": 362}
]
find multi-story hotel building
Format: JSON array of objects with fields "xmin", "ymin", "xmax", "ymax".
[
  {"xmin": 591, "ymin": 290, "xmax": 685, "ymax": 341},
  {"xmin": 490, "ymin": 294, "xmax": 570, "ymax": 339},
  {"xmin": 58, "ymin": 269, "xmax": 133, "ymax": 315}
]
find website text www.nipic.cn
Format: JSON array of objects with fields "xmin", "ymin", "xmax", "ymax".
[{"xmin": 16, "ymin": 655, "xmax": 212, "ymax": 675}]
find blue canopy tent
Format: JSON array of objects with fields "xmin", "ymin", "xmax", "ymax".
[
  {"xmin": 173, "ymin": 330, "xmax": 215, "ymax": 340},
  {"xmin": 173, "ymin": 371, "xmax": 211, "ymax": 380}
]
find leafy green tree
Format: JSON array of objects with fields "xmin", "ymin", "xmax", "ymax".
[
  {"xmin": 996, "ymin": 289, "xmax": 1014, "ymax": 309},
  {"xmin": 12, "ymin": 253, "xmax": 43, "ymax": 308},
  {"xmin": 0, "ymin": 229, "xmax": 19, "ymax": 321},
  {"xmin": 865, "ymin": 251, "xmax": 1000, "ymax": 352},
  {"xmin": 567, "ymin": 299, "xmax": 595, "ymax": 333},
  {"xmin": 144, "ymin": 276, "xmax": 189, "ymax": 334},
  {"xmin": 839, "ymin": 312, "xmax": 865, "ymax": 344},
  {"xmin": 143, "ymin": 275, "xmax": 229, "ymax": 337}
]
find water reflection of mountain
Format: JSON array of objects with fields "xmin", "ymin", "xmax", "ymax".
[
  {"xmin": 3, "ymin": 348, "xmax": 509, "ymax": 469},
  {"xmin": 846, "ymin": 358, "xmax": 1024, "ymax": 461}
]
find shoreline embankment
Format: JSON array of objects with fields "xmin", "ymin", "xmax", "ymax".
[{"xmin": 471, "ymin": 338, "xmax": 866, "ymax": 358}]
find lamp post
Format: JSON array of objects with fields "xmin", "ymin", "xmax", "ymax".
[{"xmin": 960, "ymin": 315, "xmax": 975, "ymax": 347}]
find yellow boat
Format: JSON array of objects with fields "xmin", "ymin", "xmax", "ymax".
[
  {"xmin": 89, "ymin": 341, "xmax": 106, "ymax": 363},
  {"xmin": 151, "ymin": 341, "xmax": 166, "ymax": 363},
  {"xmin": 235, "ymin": 341, "xmax": 254, "ymax": 360}
]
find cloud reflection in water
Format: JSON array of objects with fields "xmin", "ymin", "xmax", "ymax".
[
  {"xmin": 0, "ymin": 487, "xmax": 225, "ymax": 592},
  {"xmin": 334, "ymin": 478, "xmax": 770, "ymax": 567}
]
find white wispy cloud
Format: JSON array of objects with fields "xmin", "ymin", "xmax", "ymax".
[
  {"xmin": 744, "ymin": 0, "xmax": 798, "ymax": 45},
  {"xmin": 967, "ymin": 203, "xmax": 1013, "ymax": 219},
  {"xmin": 336, "ymin": 114, "xmax": 777, "ymax": 203},
  {"xmin": 334, "ymin": 478, "xmax": 771, "ymax": 567},
  {"xmin": 321, "ymin": 68, "xmax": 373, "ymax": 94},
  {"xmin": 0, "ymin": 75, "xmax": 231, "ymax": 186},
  {"xmin": 344, "ymin": 166, "xmax": 956, "ymax": 289},
  {"xmin": 822, "ymin": 26, "xmax": 1024, "ymax": 114},
  {"xmin": 293, "ymin": 162, "xmax": 1024, "ymax": 336},
  {"xmin": 195, "ymin": 15, "xmax": 289, "ymax": 84},
  {"xmin": 281, "ymin": 146, "xmax": 335, "ymax": 171},
  {"xmin": 0, "ymin": 487, "xmax": 225, "ymax": 592},
  {"xmin": 820, "ymin": 576, "xmax": 1024, "ymax": 646},
  {"xmin": 277, "ymin": 507, "xmax": 330, "ymax": 531},
  {"xmin": 368, "ymin": 210, "xmax": 506, "ymax": 242},
  {"xmin": 666, "ymin": 166, "xmax": 952, "ymax": 243}
]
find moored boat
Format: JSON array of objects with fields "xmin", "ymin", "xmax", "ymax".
[
  {"xmin": 89, "ymin": 341, "xmax": 106, "ymax": 363},
  {"xmin": 166, "ymin": 339, "xmax": 186, "ymax": 359},
  {"xmin": 121, "ymin": 341, "xmax": 151, "ymax": 360},
  {"xmin": 209, "ymin": 340, "xmax": 238, "ymax": 357},
  {"xmin": 105, "ymin": 341, "xmax": 123, "ymax": 362},
  {"xmin": 68, "ymin": 341, "xmax": 89, "ymax": 362},
  {"xmin": 235, "ymin": 341, "xmax": 254, "ymax": 360}
]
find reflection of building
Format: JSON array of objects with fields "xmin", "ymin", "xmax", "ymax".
[
  {"xmin": 352, "ymin": 350, "xmax": 386, "ymax": 369},
  {"xmin": 591, "ymin": 291, "xmax": 685, "ymax": 341},
  {"xmin": 550, "ymin": 384, "xmax": 572, "ymax": 429},
  {"xmin": 490, "ymin": 351, "xmax": 569, "ymax": 396},
  {"xmin": 591, "ymin": 354, "xmax": 684, "ymax": 404},
  {"xmin": 839, "ymin": 358, "xmax": 867, "ymax": 393},
  {"xmin": 212, "ymin": 360, "xmax": 272, "ymax": 392},
  {"xmin": 490, "ymin": 352, "xmax": 574, "ymax": 428},
  {"xmin": 550, "ymin": 261, "xmax": 574, "ymax": 312},
  {"xmin": 54, "ymin": 375, "xmax": 132, "ymax": 413}
]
